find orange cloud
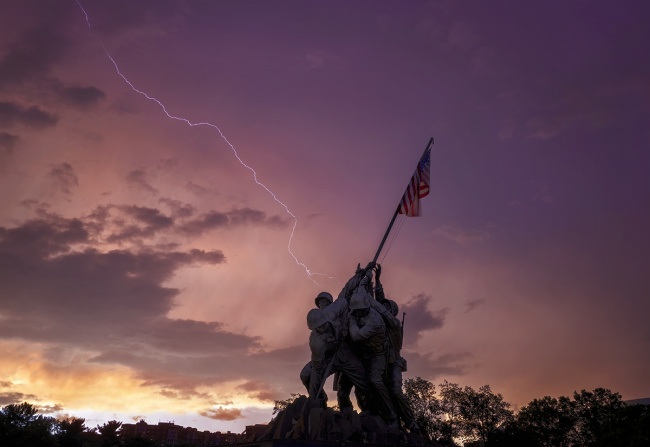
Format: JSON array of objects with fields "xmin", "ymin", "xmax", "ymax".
[{"xmin": 200, "ymin": 407, "xmax": 243, "ymax": 421}]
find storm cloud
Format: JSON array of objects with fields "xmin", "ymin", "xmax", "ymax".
[
  {"xmin": 401, "ymin": 293, "xmax": 449, "ymax": 348},
  {"xmin": 0, "ymin": 101, "xmax": 58, "ymax": 129}
]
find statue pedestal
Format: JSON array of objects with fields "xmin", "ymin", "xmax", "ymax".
[
  {"xmin": 237, "ymin": 440, "xmax": 405, "ymax": 447},
  {"xmin": 240, "ymin": 395, "xmax": 435, "ymax": 447}
]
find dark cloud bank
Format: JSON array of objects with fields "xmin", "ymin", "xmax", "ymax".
[{"xmin": 0, "ymin": 201, "xmax": 298, "ymax": 411}]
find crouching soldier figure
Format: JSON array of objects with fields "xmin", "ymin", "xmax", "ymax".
[
  {"xmin": 372, "ymin": 264, "xmax": 420, "ymax": 432},
  {"xmin": 348, "ymin": 285, "xmax": 397, "ymax": 427}
]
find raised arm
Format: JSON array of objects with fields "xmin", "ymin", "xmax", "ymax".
[{"xmin": 336, "ymin": 262, "xmax": 375, "ymax": 302}]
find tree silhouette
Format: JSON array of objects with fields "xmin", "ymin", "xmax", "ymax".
[
  {"xmin": 0, "ymin": 402, "xmax": 57, "ymax": 447},
  {"xmin": 438, "ymin": 380, "xmax": 465, "ymax": 445},
  {"xmin": 403, "ymin": 376, "xmax": 441, "ymax": 441},
  {"xmin": 58, "ymin": 417, "xmax": 90, "ymax": 447},
  {"xmin": 517, "ymin": 395, "xmax": 577, "ymax": 447},
  {"xmin": 598, "ymin": 403, "xmax": 650, "ymax": 447},
  {"xmin": 272, "ymin": 393, "xmax": 302, "ymax": 415},
  {"xmin": 572, "ymin": 388, "xmax": 624, "ymax": 446},
  {"xmin": 97, "ymin": 420, "xmax": 122, "ymax": 447},
  {"xmin": 457, "ymin": 384, "xmax": 513, "ymax": 445}
]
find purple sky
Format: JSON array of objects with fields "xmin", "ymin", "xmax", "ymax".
[{"xmin": 1, "ymin": 0, "xmax": 649, "ymax": 432}]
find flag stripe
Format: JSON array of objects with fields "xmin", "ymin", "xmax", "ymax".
[{"xmin": 398, "ymin": 146, "xmax": 431, "ymax": 217}]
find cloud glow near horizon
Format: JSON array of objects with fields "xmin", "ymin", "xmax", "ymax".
[{"xmin": 1, "ymin": 0, "xmax": 649, "ymax": 432}]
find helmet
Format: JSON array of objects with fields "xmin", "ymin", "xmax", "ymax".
[
  {"xmin": 349, "ymin": 289, "xmax": 370, "ymax": 311},
  {"xmin": 314, "ymin": 292, "xmax": 333, "ymax": 308},
  {"xmin": 307, "ymin": 308, "xmax": 328, "ymax": 330},
  {"xmin": 385, "ymin": 299, "xmax": 398, "ymax": 317}
]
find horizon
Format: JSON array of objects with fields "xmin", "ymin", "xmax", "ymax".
[{"xmin": 7, "ymin": 386, "xmax": 650, "ymax": 434}]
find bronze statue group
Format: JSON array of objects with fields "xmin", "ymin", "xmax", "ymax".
[{"xmin": 300, "ymin": 262, "xmax": 419, "ymax": 434}]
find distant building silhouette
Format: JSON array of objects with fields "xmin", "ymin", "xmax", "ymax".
[{"xmin": 121, "ymin": 420, "xmax": 239, "ymax": 446}]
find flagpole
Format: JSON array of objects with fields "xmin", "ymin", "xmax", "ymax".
[
  {"xmin": 372, "ymin": 206, "xmax": 400, "ymax": 263},
  {"xmin": 372, "ymin": 137, "xmax": 434, "ymax": 264}
]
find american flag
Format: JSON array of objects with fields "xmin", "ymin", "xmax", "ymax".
[{"xmin": 398, "ymin": 146, "xmax": 431, "ymax": 217}]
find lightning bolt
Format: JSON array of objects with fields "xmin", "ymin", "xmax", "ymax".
[{"xmin": 75, "ymin": 0, "xmax": 330, "ymax": 284}]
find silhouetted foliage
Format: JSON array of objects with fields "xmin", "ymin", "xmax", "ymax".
[
  {"xmin": 489, "ymin": 387, "xmax": 638, "ymax": 447},
  {"xmin": 0, "ymin": 402, "xmax": 58, "ymax": 447},
  {"xmin": 400, "ymin": 381, "xmax": 650, "ymax": 447},
  {"xmin": 597, "ymin": 403, "xmax": 650, "ymax": 447},
  {"xmin": 403, "ymin": 376, "xmax": 442, "ymax": 442},
  {"xmin": 404, "ymin": 379, "xmax": 513, "ymax": 446},
  {"xmin": 97, "ymin": 420, "xmax": 122, "ymax": 447},
  {"xmin": 517, "ymin": 395, "xmax": 577, "ymax": 447},
  {"xmin": 272, "ymin": 393, "xmax": 301, "ymax": 415},
  {"xmin": 457, "ymin": 384, "xmax": 513, "ymax": 445},
  {"xmin": 437, "ymin": 380, "xmax": 465, "ymax": 445},
  {"xmin": 57, "ymin": 416, "xmax": 91, "ymax": 447},
  {"xmin": 572, "ymin": 388, "xmax": 624, "ymax": 446}
]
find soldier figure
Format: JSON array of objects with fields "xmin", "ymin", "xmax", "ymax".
[
  {"xmin": 300, "ymin": 265, "xmax": 374, "ymax": 409},
  {"xmin": 374, "ymin": 265, "xmax": 419, "ymax": 432},
  {"xmin": 348, "ymin": 282, "xmax": 397, "ymax": 427},
  {"xmin": 299, "ymin": 291, "xmax": 334, "ymax": 396}
]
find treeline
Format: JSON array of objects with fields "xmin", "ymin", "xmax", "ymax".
[
  {"xmin": 4, "ymin": 383, "xmax": 650, "ymax": 447},
  {"xmin": 0, "ymin": 403, "xmax": 154, "ymax": 447},
  {"xmin": 403, "ymin": 377, "xmax": 650, "ymax": 447}
]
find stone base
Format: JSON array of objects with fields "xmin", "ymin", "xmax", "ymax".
[
  {"xmin": 241, "ymin": 395, "xmax": 436, "ymax": 447},
  {"xmin": 237, "ymin": 440, "xmax": 403, "ymax": 447}
]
